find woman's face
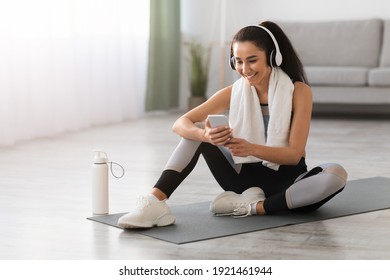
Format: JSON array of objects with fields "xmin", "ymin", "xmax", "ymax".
[{"xmin": 232, "ymin": 41, "xmax": 271, "ymax": 86}]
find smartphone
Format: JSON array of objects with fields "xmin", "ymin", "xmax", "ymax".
[{"xmin": 208, "ymin": 114, "xmax": 230, "ymax": 128}]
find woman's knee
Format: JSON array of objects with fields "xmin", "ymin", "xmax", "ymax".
[
  {"xmin": 318, "ymin": 163, "xmax": 348, "ymax": 184},
  {"xmin": 286, "ymin": 163, "xmax": 347, "ymax": 209},
  {"xmin": 164, "ymin": 138, "xmax": 202, "ymax": 172}
]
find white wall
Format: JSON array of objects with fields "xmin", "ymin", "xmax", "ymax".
[{"xmin": 179, "ymin": 0, "xmax": 390, "ymax": 109}]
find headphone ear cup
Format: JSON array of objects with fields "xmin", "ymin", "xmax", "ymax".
[
  {"xmin": 229, "ymin": 55, "xmax": 236, "ymax": 70},
  {"xmin": 270, "ymin": 49, "xmax": 282, "ymax": 67},
  {"xmin": 269, "ymin": 50, "xmax": 275, "ymax": 67},
  {"xmin": 274, "ymin": 50, "xmax": 282, "ymax": 66}
]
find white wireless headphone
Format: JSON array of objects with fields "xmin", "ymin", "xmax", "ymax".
[{"xmin": 230, "ymin": 24, "xmax": 283, "ymax": 69}]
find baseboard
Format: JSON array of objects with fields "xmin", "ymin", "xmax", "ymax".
[{"xmin": 312, "ymin": 103, "xmax": 390, "ymax": 118}]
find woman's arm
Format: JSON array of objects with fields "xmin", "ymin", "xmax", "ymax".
[
  {"xmin": 226, "ymin": 82, "xmax": 312, "ymax": 165},
  {"xmin": 172, "ymin": 86, "xmax": 233, "ymax": 144}
]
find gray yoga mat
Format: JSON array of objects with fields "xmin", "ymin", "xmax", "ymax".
[{"xmin": 87, "ymin": 177, "xmax": 390, "ymax": 244}]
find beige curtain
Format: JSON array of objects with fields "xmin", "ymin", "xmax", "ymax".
[
  {"xmin": 145, "ymin": 0, "xmax": 181, "ymax": 111},
  {"xmin": 0, "ymin": 0, "xmax": 149, "ymax": 146}
]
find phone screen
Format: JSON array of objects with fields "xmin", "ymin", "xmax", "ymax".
[{"xmin": 208, "ymin": 115, "xmax": 229, "ymax": 128}]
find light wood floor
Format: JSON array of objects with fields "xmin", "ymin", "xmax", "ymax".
[{"xmin": 0, "ymin": 112, "xmax": 389, "ymax": 260}]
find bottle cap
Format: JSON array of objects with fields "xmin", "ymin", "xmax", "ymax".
[{"xmin": 93, "ymin": 150, "xmax": 108, "ymax": 164}]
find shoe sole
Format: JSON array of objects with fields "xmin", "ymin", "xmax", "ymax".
[{"xmin": 118, "ymin": 213, "xmax": 176, "ymax": 229}]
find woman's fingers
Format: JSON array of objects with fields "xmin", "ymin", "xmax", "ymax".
[{"xmin": 209, "ymin": 126, "xmax": 232, "ymax": 145}]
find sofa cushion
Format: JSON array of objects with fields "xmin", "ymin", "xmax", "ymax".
[
  {"xmin": 305, "ymin": 66, "xmax": 368, "ymax": 86},
  {"xmin": 277, "ymin": 19, "xmax": 382, "ymax": 67},
  {"xmin": 380, "ymin": 20, "xmax": 390, "ymax": 67},
  {"xmin": 369, "ymin": 68, "xmax": 390, "ymax": 86}
]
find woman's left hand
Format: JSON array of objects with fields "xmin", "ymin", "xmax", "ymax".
[{"xmin": 225, "ymin": 138, "xmax": 254, "ymax": 157}]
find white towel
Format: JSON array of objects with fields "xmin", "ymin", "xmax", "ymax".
[{"xmin": 229, "ymin": 67, "xmax": 294, "ymax": 170}]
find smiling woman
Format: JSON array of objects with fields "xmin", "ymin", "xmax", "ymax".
[
  {"xmin": 117, "ymin": 21, "xmax": 348, "ymax": 229},
  {"xmin": 0, "ymin": 0, "xmax": 149, "ymax": 146}
]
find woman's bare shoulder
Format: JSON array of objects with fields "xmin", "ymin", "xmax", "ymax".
[
  {"xmin": 293, "ymin": 81, "xmax": 312, "ymax": 101},
  {"xmin": 292, "ymin": 81, "xmax": 312, "ymax": 115},
  {"xmin": 294, "ymin": 81, "xmax": 311, "ymax": 94}
]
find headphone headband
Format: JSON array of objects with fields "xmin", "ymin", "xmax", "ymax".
[
  {"xmin": 229, "ymin": 24, "xmax": 283, "ymax": 70},
  {"xmin": 254, "ymin": 25, "xmax": 282, "ymax": 66}
]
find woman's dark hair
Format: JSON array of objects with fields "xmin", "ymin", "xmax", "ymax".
[{"xmin": 231, "ymin": 21, "xmax": 308, "ymax": 84}]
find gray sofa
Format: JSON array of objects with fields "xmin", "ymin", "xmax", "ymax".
[{"xmin": 278, "ymin": 19, "xmax": 390, "ymax": 115}]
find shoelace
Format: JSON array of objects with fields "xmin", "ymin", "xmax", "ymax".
[
  {"xmin": 231, "ymin": 205, "xmax": 251, "ymax": 218},
  {"xmin": 135, "ymin": 196, "xmax": 152, "ymax": 209},
  {"xmin": 215, "ymin": 203, "xmax": 251, "ymax": 218}
]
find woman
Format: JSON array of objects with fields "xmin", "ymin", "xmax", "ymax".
[{"xmin": 118, "ymin": 21, "xmax": 348, "ymax": 228}]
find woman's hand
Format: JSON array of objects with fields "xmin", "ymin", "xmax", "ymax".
[
  {"xmin": 204, "ymin": 118, "xmax": 233, "ymax": 146},
  {"xmin": 225, "ymin": 138, "xmax": 254, "ymax": 157}
]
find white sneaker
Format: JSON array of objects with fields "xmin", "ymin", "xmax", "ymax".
[
  {"xmin": 210, "ymin": 187, "xmax": 265, "ymax": 217},
  {"xmin": 117, "ymin": 195, "xmax": 176, "ymax": 228}
]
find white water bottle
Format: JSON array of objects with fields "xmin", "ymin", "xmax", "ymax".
[{"xmin": 92, "ymin": 150, "xmax": 109, "ymax": 215}]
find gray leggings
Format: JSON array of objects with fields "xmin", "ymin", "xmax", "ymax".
[{"xmin": 154, "ymin": 138, "xmax": 348, "ymax": 214}]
